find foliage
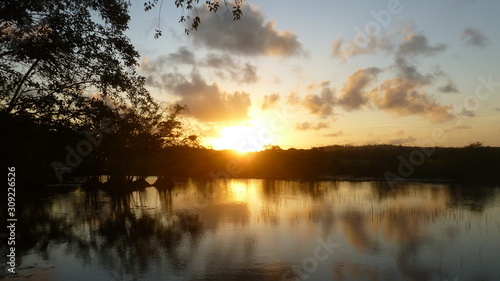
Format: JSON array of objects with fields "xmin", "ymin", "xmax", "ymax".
[
  {"xmin": 144, "ymin": 0, "xmax": 245, "ymax": 37},
  {"xmin": 262, "ymin": 144, "xmax": 283, "ymax": 151},
  {"xmin": 153, "ymin": 103, "xmax": 201, "ymax": 148},
  {"xmin": 0, "ymin": 0, "xmax": 201, "ymax": 185},
  {"xmin": 0, "ymin": 0, "xmax": 158, "ymax": 126}
]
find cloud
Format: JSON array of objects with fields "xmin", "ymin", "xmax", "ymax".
[
  {"xmin": 453, "ymin": 125, "xmax": 471, "ymax": 130},
  {"xmin": 165, "ymin": 46, "xmax": 196, "ymax": 64},
  {"xmin": 288, "ymin": 68, "xmax": 453, "ymax": 124},
  {"xmin": 397, "ymin": 34, "xmax": 446, "ymax": 57},
  {"xmin": 460, "ymin": 108, "xmax": 476, "ymax": 117},
  {"xmin": 305, "ymin": 81, "xmax": 330, "ymax": 92},
  {"xmin": 240, "ymin": 63, "xmax": 259, "ymax": 84},
  {"xmin": 332, "ymin": 29, "xmax": 447, "ymax": 60},
  {"xmin": 370, "ymin": 78, "xmax": 454, "ymax": 123},
  {"xmin": 144, "ymin": 71, "xmax": 185, "ymax": 89},
  {"xmin": 141, "ymin": 47, "xmax": 195, "ymax": 73},
  {"xmin": 338, "ymin": 67, "xmax": 381, "ymax": 110},
  {"xmin": 190, "ymin": 5, "xmax": 304, "ymax": 57},
  {"xmin": 388, "ymin": 136, "xmax": 416, "ymax": 145},
  {"xmin": 331, "ymin": 38, "xmax": 345, "ymax": 58},
  {"xmin": 163, "ymin": 71, "xmax": 251, "ymax": 122},
  {"xmin": 261, "ymin": 93, "xmax": 280, "ymax": 110},
  {"xmin": 201, "ymin": 53, "xmax": 259, "ymax": 84},
  {"xmin": 323, "ymin": 130, "xmax": 344, "ymax": 137},
  {"xmin": 438, "ymin": 80, "xmax": 459, "ymax": 93},
  {"xmin": 330, "ymin": 26, "xmax": 455, "ymax": 124},
  {"xmin": 391, "ymin": 33, "xmax": 446, "ymax": 85},
  {"xmin": 302, "ymin": 83, "xmax": 336, "ymax": 117},
  {"xmin": 202, "ymin": 53, "xmax": 237, "ymax": 69},
  {"xmin": 287, "ymin": 91, "xmax": 300, "ymax": 105},
  {"xmin": 396, "ymin": 19, "xmax": 416, "ymax": 37},
  {"xmin": 393, "ymin": 57, "xmax": 434, "ymax": 85},
  {"xmin": 461, "ymin": 27, "xmax": 490, "ymax": 47},
  {"xmin": 144, "ymin": 50, "xmax": 260, "ymax": 86},
  {"xmin": 331, "ymin": 35, "xmax": 393, "ymax": 59},
  {"xmin": 331, "ymin": 36, "xmax": 377, "ymax": 58},
  {"xmin": 295, "ymin": 121, "xmax": 330, "ymax": 131},
  {"xmin": 495, "ymin": 108, "xmax": 500, "ymax": 112}
]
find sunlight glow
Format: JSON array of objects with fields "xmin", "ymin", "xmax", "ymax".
[
  {"xmin": 229, "ymin": 182, "xmax": 248, "ymax": 202},
  {"xmin": 211, "ymin": 125, "xmax": 269, "ymax": 152}
]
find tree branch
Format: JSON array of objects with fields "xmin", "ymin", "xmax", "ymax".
[{"xmin": 6, "ymin": 58, "xmax": 41, "ymax": 114}]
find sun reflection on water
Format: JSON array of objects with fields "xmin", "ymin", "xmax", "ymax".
[{"xmin": 13, "ymin": 179, "xmax": 500, "ymax": 281}]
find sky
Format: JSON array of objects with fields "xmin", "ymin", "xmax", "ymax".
[{"xmin": 125, "ymin": 0, "xmax": 500, "ymax": 150}]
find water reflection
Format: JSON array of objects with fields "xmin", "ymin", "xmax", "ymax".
[{"xmin": 2, "ymin": 179, "xmax": 500, "ymax": 281}]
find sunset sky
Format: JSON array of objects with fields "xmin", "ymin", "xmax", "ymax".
[{"xmin": 125, "ymin": 0, "xmax": 499, "ymax": 150}]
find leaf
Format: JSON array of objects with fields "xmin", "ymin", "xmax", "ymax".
[
  {"xmin": 154, "ymin": 29, "xmax": 162, "ymax": 39},
  {"xmin": 232, "ymin": 6, "xmax": 242, "ymax": 21},
  {"xmin": 191, "ymin": 16, "xmax": 201, "ymax": 31}
]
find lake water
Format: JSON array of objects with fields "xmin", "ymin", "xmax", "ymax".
[{"xmin": 4, "ymin": 179, "xmax": 500, "ymax": 281}]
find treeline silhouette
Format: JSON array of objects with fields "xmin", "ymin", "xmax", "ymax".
[
  {"xmin": 3, "ymin": 0, "xmax": 497, "ymax": 192},
  {"xmin": 160, "ymin": 144, "xmax": 500, "ymax": 183},
  {"xmin": 3, "ymin": 113, "xmax": 498, "ymax": 190},
  {"xmin": 1, "ymin": 108, "xmax": 198, "ymax": 189}
]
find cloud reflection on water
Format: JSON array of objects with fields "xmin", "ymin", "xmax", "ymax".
[{"xmin": 3, "ymin": 179, "xmax": 499, "ymax": 281}]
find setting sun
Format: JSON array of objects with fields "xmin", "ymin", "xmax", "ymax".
[{"xmin": 211, "ymin": 125, "xmax": 269, "ymax": 152}]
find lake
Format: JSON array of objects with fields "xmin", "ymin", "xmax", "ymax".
[{"xmin": 3, "ymin": 179, "xmax": 500, "ymax": 281}]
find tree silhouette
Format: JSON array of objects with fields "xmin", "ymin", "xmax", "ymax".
[
  {"xmin": 0, "ymin": 0, "xmax": 157, "ymax": 125},
  {"xmin": 0, "ymin": 0, "xmax": 200, "ymax": 186}
]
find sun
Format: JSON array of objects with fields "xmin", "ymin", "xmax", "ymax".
[{"xmin": 211, "ymin": 125, "xmax": 268, "ymax": 152}]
